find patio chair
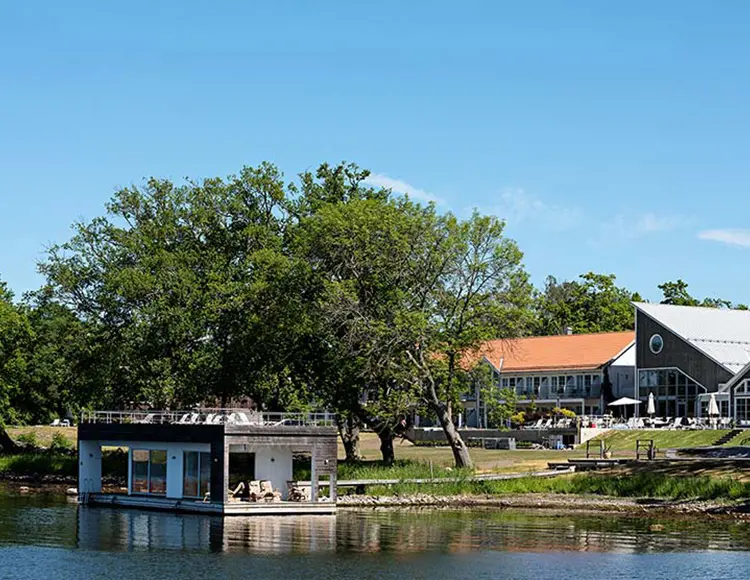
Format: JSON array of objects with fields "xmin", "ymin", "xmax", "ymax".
[
  {"xmin": 260, "ymin": 480, "xmax": 282, "ymax": 502},
  {"xmin": 50, "ymin": 419, "xmax": 61, "ymax": 427}
]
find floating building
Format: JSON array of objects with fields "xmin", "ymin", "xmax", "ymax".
[{"xmin": 77, "ymin": 410, "xmax": 338, "ymax": 515}]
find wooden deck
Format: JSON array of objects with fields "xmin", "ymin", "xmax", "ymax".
[{"xmin": 83, "ymin": 494, "xmax": 337, "ymax": 515}]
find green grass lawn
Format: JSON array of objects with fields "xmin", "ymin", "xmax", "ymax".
[
  {"xmin": 364, "ymin": 472, "xmax": 750, "ymax": 501},
  {"xmin": 592, "ymin": 429, "xmax": 736, "ymax": 452}
]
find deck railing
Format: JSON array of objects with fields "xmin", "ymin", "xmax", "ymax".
[{"xmin": 81, "ymin": 409, "xmax": 336, "ymax": 427}]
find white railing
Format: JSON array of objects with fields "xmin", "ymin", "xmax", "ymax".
[{"xmin": 81, "ymin": 409, "xmax": 336, "ymax": 427}]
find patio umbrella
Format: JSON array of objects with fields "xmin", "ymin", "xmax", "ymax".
[
  {"xmin": 607, "ymin": 397, "xmax": 642, "ymax": 406},
  {"xmin": 607, "ymin": 397, "xmax": 642, "ymax": 419},
  {"xmin": 708, "ymin": 393, "xmax": 720, "ymax": 416},
  {"xmin": 647, "ymin": 392, "xmax": 656, "ymax": 416}
]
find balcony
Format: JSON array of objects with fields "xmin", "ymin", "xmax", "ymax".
[{"xmin": 513, "ymin": 386, "xmax": 602, "ymax": 400}]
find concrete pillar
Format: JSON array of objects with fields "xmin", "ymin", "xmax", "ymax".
[
  {"xmin": 329, "ymin": 472, "xmax": 337, "ymax": 503},
  {"xmin": 79, "ymin": 440, "xmax": 102, "ymax": 494},
  {"xmin": 310, "ymin": 448, "xmax": 318, "ymax": 502}
]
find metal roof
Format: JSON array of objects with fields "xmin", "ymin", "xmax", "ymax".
[{"xmin": 635, "ymin": 302, "xmax": 750, "ymax": 373}]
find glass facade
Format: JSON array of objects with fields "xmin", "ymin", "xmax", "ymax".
[
  {"xmin": 183, "ymin": 451, "xmax": 211, "ymax": 498},
  {"xmin": 638, "ymin": 368, "xmax": 706, "ymax": 417},
  {"xmin": 501, "ymin": 373, "xmax": 602, "ymax": 398},
  {"xmin": 130, "ymin": 449, "xmax": 167, "ymax": 495},
  {"xmin": 735, "ymin": 381, "xmax": 750, "ymax": 425}
]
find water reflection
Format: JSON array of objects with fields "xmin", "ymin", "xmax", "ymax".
[
  {"xmin": 76, "ymin": 508, "xmax": 337, "ymax": 554},
  {"xmin": 72, "ymin": 507, "xmax": 750, "ymax": 555},
  {"xmin": 3, "ymin": 491, "xmax": 750, "ymax": 556}
]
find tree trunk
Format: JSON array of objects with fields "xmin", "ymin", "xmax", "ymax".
[
  {"xmin": 336, "ymin": 414, "xmax": 362, "ymax": 462},
  {"xmin": 354, "ymin": 407, "xmax": 396, "ymax": 465},
  {"xmin": 0, "ymin": 427, "xmax": 18, "ymax": 454},
  {"xmin": 432, "ymin": 402, "xmax": 473, "ymax": 469},
  {"xmin": 377, "ymin": 426, "xmax": 395, "ymax": 466}
]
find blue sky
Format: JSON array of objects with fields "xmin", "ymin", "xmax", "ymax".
[{"xmin": 2, "ymin": 1, "xmax": 750, "ymax": 303}]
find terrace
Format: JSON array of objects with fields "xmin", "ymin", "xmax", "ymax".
[{"xmin": 81, "ymin": 409, "xmax": 336, "ymax": 427}]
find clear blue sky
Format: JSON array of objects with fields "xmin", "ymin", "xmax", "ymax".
[{"xmin": 2, "ymin": 1, "xmax": 750, "ymax": 303}]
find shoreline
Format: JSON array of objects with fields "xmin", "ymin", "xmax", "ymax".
[
  {"xmin": 2, "ymin": 478, "xmax": 748, "ymax": 519},
  {"xmin": 337, "ymin": 493, "xmax": 750, "ymax": 519}
]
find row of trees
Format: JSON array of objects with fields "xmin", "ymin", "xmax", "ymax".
[{"xmin": 0, "ymin": 162, "xmax": 744, "ymax": 466}]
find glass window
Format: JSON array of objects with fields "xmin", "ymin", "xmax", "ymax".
[
  {"xmin": 183, "ymin": 451, "xmax": 199, "ymax": 497},
  {"xmin": 149, "ymin": 450, "xmax": 167, "ymax": 494},
  {"xmin": 576, "ymin": 376, "xmax": 584, "ymax": 390},
  {"xmin": 183, "ymin": 451, "xmax": 212, "ymax": 498},
  {"xmin": 199, "ymin": 452, "xmax": 211, "ymax": 498},
  {"xmin": 131, "ymin": 449, "xmax": 167, "ymax": 495},
  {"xmin": 501, "ymin": 378, "xmax": 509, "ymax": 388},
  {"xmin": 132, "ymin": 450, "xmax": 149, "ymax": 493},
  {"xmin": 584, "ymin": 375, "xmax": 592, "ymax": 388}
]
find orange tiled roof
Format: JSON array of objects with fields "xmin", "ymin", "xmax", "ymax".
[{"xmin": 466, "ymin": 331, "xmax": 635, "ymax": 373}]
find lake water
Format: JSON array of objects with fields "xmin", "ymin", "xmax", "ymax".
[{"xmin": 1, "ymin": 490, "xmax": 750, "ymax": 579}]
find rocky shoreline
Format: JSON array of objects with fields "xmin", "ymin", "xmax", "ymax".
[{"xmin": 337, "ymin": 493, "xmax": 750, "ymax": 519}]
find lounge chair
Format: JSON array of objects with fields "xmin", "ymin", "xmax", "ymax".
[
  {"xmin": 260, "ymin": 480, "xmax": 282, "ymax": 502},
  {"xmin": 50, "ymin": 419, "xmax": 61, "ymax": 427},
  {"xmin": 178, "ymin": 413, "xmax": 192, "ymax": 424}
]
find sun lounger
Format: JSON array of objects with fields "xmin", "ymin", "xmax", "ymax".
[
  {"xmin": 260, "ymin": 480, "xmax": 282, "ymax": 502},
  {"xmin": 50, "ymin": 419, "xmax": 61, "ymax": 427}
]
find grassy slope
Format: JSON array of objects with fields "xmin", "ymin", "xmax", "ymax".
[{"xmin": 592, "ymin": 429, "xmax": 733, "ymax": 452}]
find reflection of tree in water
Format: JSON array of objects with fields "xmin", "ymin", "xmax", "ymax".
[
  {"xmin": 7, "ymin": 496, "xmax": 747, "ymax": 555},
  {"xmin": 333, "ymin": 510, "xmax": 750, "ymax": 554}
]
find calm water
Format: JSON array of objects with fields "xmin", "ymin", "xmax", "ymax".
[{"xmin": 1, "ymin": 490, "xmax": 750, "ymax": 579}]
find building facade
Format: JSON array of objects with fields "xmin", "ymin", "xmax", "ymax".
[
  {"xmin": 634, "ymin": 302, "xmax": 750, "ymax": 422},
  {"xmin": 464, "ymin": 331, "xmax": 635, "ymax": 427}
]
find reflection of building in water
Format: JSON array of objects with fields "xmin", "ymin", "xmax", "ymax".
[
  {"xmin": 76, "ymin": 508, "xmax": 335, "ymax": 554},
  {"xmin": 75, "ymin": 508, "xmax": 750, "ymax": 556}
]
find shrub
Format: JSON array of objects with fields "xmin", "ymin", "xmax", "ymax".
[
  {"xmin": 510, "ymin": 411, "xmax": 526, "ymax": 426},
  {"xmin": 50, "ymin": 432, "xmax": 72, "ymax": 452},
  {"xmin": 16, "ymin": 432, "xmax": 39, "ymax": 447}
]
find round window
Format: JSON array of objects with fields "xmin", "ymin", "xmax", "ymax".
[{"xmin": 649, "ymin": 334, "xmax": 664, "ymax": 355}]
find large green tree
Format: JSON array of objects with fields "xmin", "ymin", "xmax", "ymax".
[
  {"xmin": 40, "ymin": 163, "xmax": 308, "ymax": 410},
  {"xmin": 658, "ymin": 279, "xmax": 745, "ymax": 310},
  {"xmin": 301, "ymin": 194, "xmax": 532, "ymax": 468},
  {"xmin": 534, "ymin": 272, "xmax": 640, "ymax": 335},
  {"xmin": 0, "ymin": 279, "xmax": 32, "ymax": 425}
]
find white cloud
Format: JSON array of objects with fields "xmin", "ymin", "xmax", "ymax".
[
  {"xmin": 698, "ymin": 229, "xmax": 750, "ymax": 248},
  {"xmin": 598, "ymin": 212, "xmax": 689, "ymax": 241},
  {"xmin": 487, "ymin": 188, "xmax": 583, "ymax": 231},
  {"xmin": 364, "ymin": 173, "xmax": 444, "ymax": 205}
]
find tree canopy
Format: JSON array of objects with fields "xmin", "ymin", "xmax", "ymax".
[
  {"xmin": 3, "ymin": 161, "xmax": 750, "ymax": 468},
  {"xmin": 533, "ymin": 272, "xmax": 640, "ymax": 335}
]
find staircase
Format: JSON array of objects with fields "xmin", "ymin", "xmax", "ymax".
[{"xmin": 713, "ymin": 429, "xmax": 742, "ymax": 446}]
